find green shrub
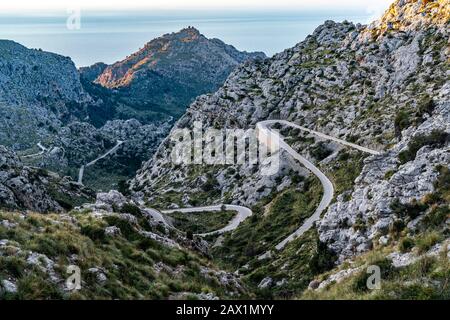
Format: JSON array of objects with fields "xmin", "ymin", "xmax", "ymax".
[
  {"xmin": 80, "ymin": 225, "xmax": 106, "ymax": 242},
  {"xmin": 399, "ymin": 237, "xmax": 415, "ymax": 253},
  {"xmin": 416, "ymin": 232, "xmax": 442, "ymax": 254},
  {"xmin": 352, "ymin": 259, "xmax": 396, "ymax": 293},
  {"xmin": 398, "ymin": 130, "xmax": 449, "ymax": 164},
  {"xmin": 384, "ymin": 170, "xmax": 396, "ymax": 180},
  {"xmin": 309, "ymin": 240, "xmax": 337, "ymax": 275},
  {"xmin": 137, "ymin": 237, "xmax": 159, "ymax": 251},
  {"xmin": 120, "ymin": 203, "xmax": 142, "ymax": 216},
  {"xmin": 394, "ymin": 110, "xmax": 411, "ymax": 136},
  {"xmin": 351, "ymin": 270, "xmax": 371, "ymax": 293},
  {"xmin": 422, "ymin": 193, "xmax": 441, "ymax": 205},
  {"xmin": 291, "ymin": 173, "xmax": 305, "ymax": 184},
  {"xmin": 1, "ymin": 256, "xmax": 27, "ymax": 278},
  {"xmin": 29, "ymin": 237, "xmax": 71, "ymax": 257},
  {"xmin": 414, "ymin": 256, "xmax": 436, "ymax": 275},
  {"xmin": 416, "ymin": 96, "xmax": 435, "ymax": 118},
  {"xmin": 390, "ymin": 198, "xmax": 427, "ymax": 219},
  {"xmin": 393, "ymin": 284, "xmax": 437, "ymax": 300},
  {"xmin": 329, "ymin": 151, "xmax": 364, "ymax": 195},
  {"xmin": 353, "ymin": 217, "xmax": 367, "ymax": 232},
  {"xmin": 423, "ymin": 206, "xmax": 449, "ymax": 228},
  {"xmin": 104, "ymin": 216, "xmax": 139, "ymax": 241},
  {"xmin": 376, "ymin": 258, "xmax": 397, "ymax": 280},
  {"xmin": 434, "ymin": 165, "xmax": 450, "ymax": 203},
  {"xmin": 50, "ymin": 191, "xmax": 75, "ymax": 210},
  {"xmin": 272, "ymin": 192, "xmax": 295, "ymax": 216},
  {"xmin": 201, "ymin": 174, "xmax": 220, "ymax": 194},
  {"xmin": 310, "ymin": 142, "xmax": 333, "ymax": 161},
  {"xmin": 390, "ymin": 219, "xmax": 406, "ymax": 237},
  {"xmin": 168, "ymin": 210, "xmax": 235, "ymax": 234}
]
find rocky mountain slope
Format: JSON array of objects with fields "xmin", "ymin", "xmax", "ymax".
[
  {"xmin": 85, "ymin": 27, "xmax": 265, "ymax": 123},
  {"xmin": 1, "ymin": 29, "xmax": 261, "ymax": 190},
  {"xmin": 0, "ymin": 41, "xmax": 91, "ymax": 150},
  {"xmin": 131, "ymin": 0, "xmax": 449, "ymax": 298},
  {"xmin": 0, "ymin": 146, "xmax": 94, "ymax": 213},
  {"xmin": 0, "ymin": 28, "xmax": 268, "ymax": 299},
  {"xmin": 0, "ymin": 41, "xmax": 90, "ymax": 110}
]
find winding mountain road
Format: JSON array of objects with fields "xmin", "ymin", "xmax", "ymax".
[
  {"xmin": 258, "ymin": 120, "xmax": 381, "ymax": 156},
  {"xmin": 257, "ymin": 120, "xmax": 380, "ymax": 249},
  {"xmin": 154, "ymin": 120, "xmax": 380, "ymax": 250},
  {"xmin": 162, "ymin": 205, "xmax": 253, "ymax": 237},
  {"xmin": 22, "ymin": 142, "xmax": 49, "ymax": 159},
  {"xmin": 78, "ymin": 140, "xmax": 125, "ymax": 185}
]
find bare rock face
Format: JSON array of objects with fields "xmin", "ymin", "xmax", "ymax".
[
  {"xmin": 0, "ymin": 146, "xmax": 94, "ymax": 213},
  {"xmin": 0, "ymin": 41, "xmax": 92, "ymax": 150},
  {"xmin": 96, "ymin": 190, "xmax": 129, "ymax": 210},
  {"xmin": 0, "ymin": 41, "xmax": 90, "ymax": 108},
  {"xmin": 319, "ymin": 103, "xmax": 449, "ymax": 262}
]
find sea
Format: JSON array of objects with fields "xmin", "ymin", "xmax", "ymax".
[{"xmin": 0, "ymin": 10, "xmax": 376, "ymax": 67}]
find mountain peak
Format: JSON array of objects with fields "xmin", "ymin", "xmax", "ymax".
[
  {"xmin": 94, "ymin": 29, "xmax": 265, "ymax": 89},
  {"xmin": 179, "ymin": 26, "xmax": 201, "ymax": 35},
  {"xmin": 151, "ymin": 27, "xmax": 203, "ymax": 46},
  {"xmin": 90, "ymin": 29, "xmax": 265, "ymax": 116},
  {"xmin": 170, "ymin": 26, "xmax": 203, "ymax": 42},
  {"xmin": 367, "ymin": 0, "xmax": 449, "ymax": 37}
]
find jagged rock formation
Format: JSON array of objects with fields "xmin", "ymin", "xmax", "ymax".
[
  {"xmin": 0, "ymin": 40, "xmax": 90, "ymax": 109},
  {"xmin": 0, "ymin": 41, "xmax": 91, "ymax": 150},
  {"xmin": 0, "ymin": 146, "xmax": 94, "ymax": 212}
]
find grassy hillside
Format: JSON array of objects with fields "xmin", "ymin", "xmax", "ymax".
[{"xmin": 0, "ymin": 209, "xmax": 247, "ymax": 299}]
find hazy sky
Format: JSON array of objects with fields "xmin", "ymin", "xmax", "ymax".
[
  {"xmin": 1, "ymin": 0, "xmax": 393, "ymax": 13},
  {"xmin": 0, "ymin": 0, "xmax": 394, "ymax": 65}
]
